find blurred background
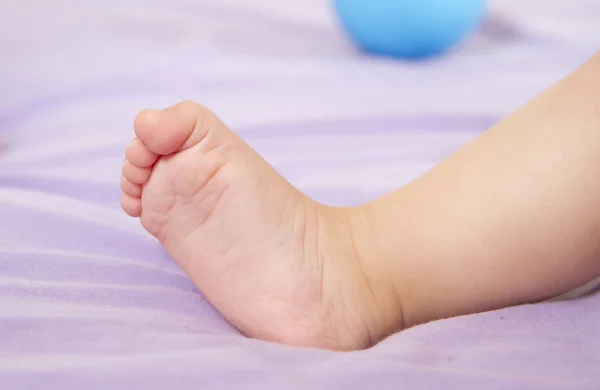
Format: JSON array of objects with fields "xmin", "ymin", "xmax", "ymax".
[{"xmin": 1, "ymin": 0, "xmax": 599, "ymax": 205}]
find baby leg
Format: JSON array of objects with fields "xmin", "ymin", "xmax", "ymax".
[{"xmin": 358, "ymin": 51, "xmax": 600, "ymax": 328}]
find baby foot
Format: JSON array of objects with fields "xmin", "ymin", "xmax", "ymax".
[{"xmin": 120, "ymin": 101, "xmax": 403, "ymax": 350}]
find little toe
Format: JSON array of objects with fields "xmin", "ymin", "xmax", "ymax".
[
  {"xmin": 121, "ymin": 195, "xmax": 142, "ymax": 217},
  {"xmin": 125, "ymin": 138, "xmax": 158, "ymax": 168},
  {"xmin": 122, "ymin": 160, "xmax": 152, "ymax": 185},
  {"xmin": 134, "ymin": 101, "xmax": 221, "ymax": 156},
  {"xmin": 121, "ymin": 175, "xmax": 142, "ymax": 198}
]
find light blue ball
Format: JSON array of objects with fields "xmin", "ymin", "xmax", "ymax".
[{"xmin": 333, "ymin": 0, "xmax": 487, "ymax": 59}]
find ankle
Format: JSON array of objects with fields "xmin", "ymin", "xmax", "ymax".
[{"xmin": 337, "ymin": 204, "xmax": 406, "ymax": 346}]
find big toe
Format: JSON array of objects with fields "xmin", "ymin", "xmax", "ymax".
[{"xmin": 134, "ymin": 101, "xmax": 219, "ymax": 156}]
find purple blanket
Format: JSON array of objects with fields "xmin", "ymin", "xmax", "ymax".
[{"xmin": 1, "ymin": 1, "xmax": 599, "ymax": 388}]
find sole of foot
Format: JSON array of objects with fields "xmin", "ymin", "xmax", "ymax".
[{"xmin": 120, "ymin": 101, "xmax": 404, "ymax": 351}]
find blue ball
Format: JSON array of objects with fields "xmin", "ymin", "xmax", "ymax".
[{"xmin": 333, "ymin": 0, "xmax": 487, "ymax": 59}]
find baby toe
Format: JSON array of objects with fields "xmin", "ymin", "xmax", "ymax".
[
  {"xmin": 120, "ymin": 194, "xmax": 142, "ymax": 217},
  {"xmin": 134, "ymin": 101, "xmax": 217, "ymax": 156},
  {"xmin": 122, "ymin": 160, "xmax": 152, "ymax": 185},
  {"xmin": 125, "ymin": 138, "xmax": 158, "ymax": 168},
  {"xmin": 134, "ymin": 108, "xmax": 171, "ymax": 154},
  {"xmin": 120, "ymin": 175, "xmax": 142, "ymax": 198}
]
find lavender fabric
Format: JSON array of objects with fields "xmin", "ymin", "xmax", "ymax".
[{"xmin": 1, "ymin": 1, "xmax": 600, "ymax": 389}]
